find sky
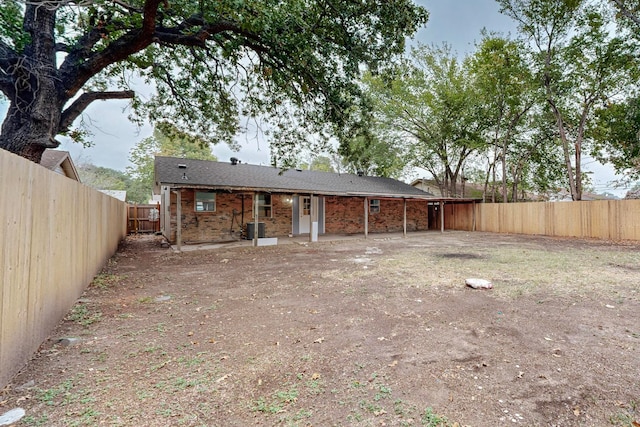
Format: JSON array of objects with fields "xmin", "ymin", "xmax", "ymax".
[{"xmin": 0, "ymin": 0, "xmax": 630, "ymax": 196}]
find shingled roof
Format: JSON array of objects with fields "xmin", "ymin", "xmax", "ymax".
[
  {"xmin": 154, "ymin": 156, "xmax": 436, "ymax": 199},
  {"xmin": 39, "ymin": 149, "xmax": 81, "ymax": 182}
]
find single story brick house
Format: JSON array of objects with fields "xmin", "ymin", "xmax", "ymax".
[{"xmin": 154, "ymin": 156, "xmax": 478, "ymax": 245}]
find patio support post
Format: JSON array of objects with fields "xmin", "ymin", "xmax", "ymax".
[
  {"xmin": 176, "ymin": 190, "xmax": 182, "ymax": 252},
  {"xmin": 364, "ymin": 197, "xmax": 369, "ymax": 239},
  {"xmin": 253, "ymin": 192, "xmax": 259, "ymax": 247},
  {"xmin": 403, "ymin": 198, "xmax": 407, "ymax": 238},
  {"xmin": 440, "ymin": 201, "xmax": 444, "ymax": 233},
  {"xmin": 309, "ymin": 193, "xmax": 313, "ymax": 243}
]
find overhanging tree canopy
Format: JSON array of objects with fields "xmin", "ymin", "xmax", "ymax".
[{"xmin": 0, "ymin": 0, "xmax": 428, "ymax": 163}]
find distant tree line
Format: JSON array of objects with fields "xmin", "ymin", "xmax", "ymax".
[{"xmin": 342, "ymin": 0, "xmax": 640, "ymax": 201}]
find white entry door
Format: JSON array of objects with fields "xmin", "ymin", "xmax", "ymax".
[{"xmin": 299, "ymin": 196, "xmax": 316, "ymax": 233}]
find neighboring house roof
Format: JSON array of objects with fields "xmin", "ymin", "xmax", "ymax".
[
  {"xmin": 99, "ymin": 190, "xmax": 127, "ymax": 201},
  {"xmin": 39, "ymin": 149, "xmax": 81, "ymax": 182},
  {"xmin": 547, "ymin": 189, "xmax": 619, "ymax": 202},
  {"xmin": 410, "ymin": 179, "xmax": 439, "ymax": 197},
  {"xmin": 155, "ymin": 156, "xmax": 440, "ymax": 199}
]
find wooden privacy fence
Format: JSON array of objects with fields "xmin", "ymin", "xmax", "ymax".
[
  {"xmin": 468, "ymin": 200, "xmax": 640, "ymax": 241},
  {"xmin": 127, "ymin": 203, "xmax": 161, "ymax": 234},
  {"xmin": 0, "ymin": 149, "xmax": 128, "ymax": 388}
]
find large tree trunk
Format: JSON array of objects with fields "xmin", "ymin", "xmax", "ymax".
[
  {"xmin": 0, "ymin": 5, "xmax": 62, "ymax": 163},
  {"xmin": 0, "ymin": 100, "xmax": 63, "ymax": 163}
]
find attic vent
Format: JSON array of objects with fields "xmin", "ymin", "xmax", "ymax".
[
  {"xmin": 357, "ymin": 170, "xmax": 364, "ymax": 176},
  {"xmin": 230, "ymin": 157, "xmax": 239, "ymax": 165},
  {"xmin": 178, "ymin": 164, "xmax": 187, "ymax": 169}
]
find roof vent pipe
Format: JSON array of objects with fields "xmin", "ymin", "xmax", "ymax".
[{"xmin": 230, "ymin": 157, "xmax": 238, "ymax": 165}]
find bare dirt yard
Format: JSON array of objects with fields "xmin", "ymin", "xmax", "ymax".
[{"xmin": 2, "ymin": 231, "xmax": 640, "ymax": 427}]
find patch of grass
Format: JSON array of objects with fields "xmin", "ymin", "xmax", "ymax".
[
  {"xmin": 36, "ymin": 379, "xmax": 74, "ymax": 405},
  {"xmin": 90, "ymin": 273, "xmax": 121, "ymax": 289},
  {"xmin": 22, "ymin": 415, "xmax": 49, "ymax": 426},
  {"xmin": 177, "ymin": 352, "xmax": 207, "ymax": 366},
  {"xmin": 346, "ymin": 412, "xmax": 364, "ymax": 422},
  {"xmin": 65, "ymin": 303, "xmax": 102, "ymax": 327},
  {"xmin": 251, "ymin": 387, "xmax": 299, "ymax": 414},
  {"xmin": 609, "ymin": 400, "xmax": 639, "ymax": 426},
  {"xmin": 421, "ymin": 407, "xmax": 451, "ymax": 426},
  {"xmin": 92, "ymin": 352, "xmax": 108, "ymax": 363},
  {"xmin": 374, "ymin": 383, "xmax": 392, "ymax": 401},
  {"xmin": 359, "ymin": 399, "xmax": 384, "ymax": 415},
  {"xmin": 66, "ymin": 406, "xmax": 101, "ymax": 426},
  {"xmin": 394, "ymin": 399, "xmax": 418, "ymax": 418},
  {"xmin": 349, "ymin": 380, "xmax": 366, "ymax": 389},
  {"xmin": 305, "ymin": 379, "xmax": 324, "ymax": 395}
]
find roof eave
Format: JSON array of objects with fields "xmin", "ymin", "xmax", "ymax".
[{"xmin": 158, "ymin": 182, "xmax": 480, "ymax": 201}]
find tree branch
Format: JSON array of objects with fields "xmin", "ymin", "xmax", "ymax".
[
  {"xmin": 59, "ymin": 90, "xmax": 135, "ymax": 131},
  {"xmin": 611, "ymin": 0, "xmax": 640, "ymax": 28},
  {"xmin": 0, "ymin": 40, "xmax": 17, "ymax": 74},
  {"xmin": 0, "ymin": 41, "xmax": 19, "ymax": 97},
  {"xmin": 60, "ymin": 0, "xmax": 162, "ymax": 98}
]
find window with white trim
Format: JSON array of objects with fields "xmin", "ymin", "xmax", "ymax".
[
  {"xmin": 255, "ymin": 194, "xmax": 272, "ymax": 218},
  {"xmin": 195, "ymin": 191, "xmax": 216, "ymax": 212},
  {"xmin": 369, "ymin": 199, "xmax": 380, "ymax": 214}
]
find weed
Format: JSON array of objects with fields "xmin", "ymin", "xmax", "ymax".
[
  {"xmin": 156, "ymin": 403, "xmax": 178, "ymax": 417},
  {"xmin": 293, "ymin": 409, "xmax": 313, "ymax": 420},
  {"xmin": 67, "ymin": 406, "xmax": 100, "ymax": 426},
  {"xmin": 421, "ymin": 407, "xmax": 450, "ymax": 426},
  {"xmin": 359, "ymin": 399, "xmax": 384, "ymax": 414},
  {"xmin": 138, "ymin": 296, "xmax": 154, "ymax": 304},
  {"xmin": 374, "ymin": 384, "xmax": 392, "ymax": 401},
  {"xmin": 137, "ymin": 390, "xmax": 153, "ymax": 400},
  {"xmin": 609, "ymin": 400, "xmax": 639, "ymax": 426},
  {"xmin": 93, "ymin": 352, "xmax": 108, "ymax": 362},
  {"xmin": 275, "ymin": 388, "xmax": 299, "ymax": 403},
  {"xmin": 347, "ymin": 413, "xmax": 363, "ymax": 422},
  {"xmin": 22, "ymin": 415, "xmax": 49, "ymax": 426},
  {"xmin": 143, "ymin": 345, "xmax": 162, "ymax": 354},
  {"xmin": 65, "ymin": 303, "xmax": 102, "ymax": 327},
  {"xmin": 252, "ymin": 397, "xmax": 283, "ymax": 414},
  {"xmin": 36, "ymin": 379, "xmax": 74, "ymax": 405},
  {"xmin": 349, "ymin": 380, "xmax": 365, "ymax": 389},
  {"xmin": 177, "ymin": 353, "xmax": 207, "ymax": 366},
  {"xmin": 251, "ymin": 388, "xmax": 299, "ymax": 414},
  {"xmin": 305, "ymin": 379, "xmax": 324, "ymax": 395},
  {"xmin": 394, "ymin": 399, "xmax": 418, "ymax": 418},
  {"xmin": 90, "ymin": 273, "xmax": 120, "ymax": 289}
]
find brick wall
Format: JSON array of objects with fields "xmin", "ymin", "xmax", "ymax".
[
  {"xmin": 324, "ymin": 196, "xmax": 430, "ymax": 234},
  {"xmin": 167, "ymin": 190, "xmax": 293, "ymax": 243}
]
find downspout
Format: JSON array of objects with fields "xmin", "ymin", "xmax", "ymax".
[{"xmin": 440, "ymin": 201, "xmax": 444, "ymax": 233}]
